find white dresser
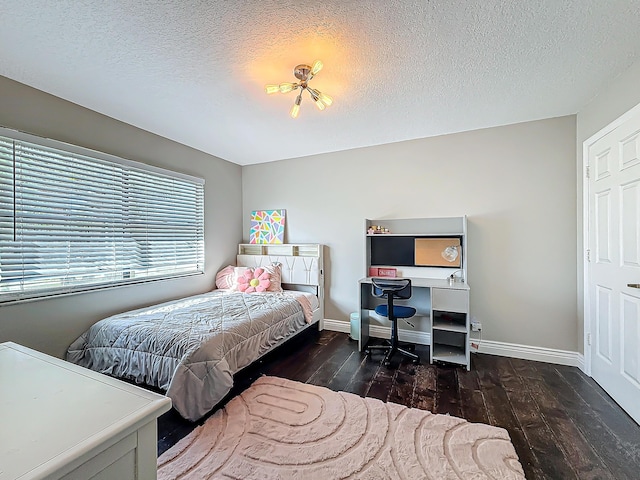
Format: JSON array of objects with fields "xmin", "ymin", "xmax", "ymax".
[{"xmin": 0, "ymin": 342, "xmax": 172, "ymax": 480}]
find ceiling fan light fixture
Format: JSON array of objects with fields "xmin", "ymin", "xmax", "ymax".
[
  {"xmin": 278, "ymin": 82, "xmax": 297, "ymax": 94},
  {"xmin": 266, "ymin": 61, "xmax": 333, "ymax": 118},
  {"xmin": 311, "ymin": 60, "xmax": 323, "ymax": 76},
  {"xmin": 318, "ymin": 91, "xmax": 333, "ymax": 106},
  {"xmin": 290, "ymin": 93, "xmax": 302, "ymax": 119},
  {"xmin": 307, "ymin": 88, "xmax": 326, "ymax": 110},
  {"xmin": 308, "ymin": 87, "xmax": 333, "ymax": 108}
]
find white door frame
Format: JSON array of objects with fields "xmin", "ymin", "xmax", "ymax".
[{"xmin": 582, "ymin": 101, "xmax": 640, "ymax": 376}]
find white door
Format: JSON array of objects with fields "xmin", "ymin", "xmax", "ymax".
[{"xmin": 588, "ymin": 107, "xmax": 640, "ymax": 424}]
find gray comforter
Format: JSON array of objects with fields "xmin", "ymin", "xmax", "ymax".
[{"xmin": 66, "ymin": 290, "xmax": 307, "ymax": 421}]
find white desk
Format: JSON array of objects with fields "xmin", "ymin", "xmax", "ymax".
[
  {"xmin": 0, "ymin": 342, "xmax": 172, "ymax": 480},
  {"xmin": 359, "ymin": 276, "xmax": 471, "ymax": 369}
]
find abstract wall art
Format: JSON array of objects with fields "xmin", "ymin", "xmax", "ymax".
[{"xmin": 249, "ymin": 209, "xmax": 286, "ymax": 244}]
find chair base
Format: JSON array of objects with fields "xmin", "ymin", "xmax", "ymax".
[{"xmin": 366, "ymin": 341, "xmax": 420, "ymax": 366}]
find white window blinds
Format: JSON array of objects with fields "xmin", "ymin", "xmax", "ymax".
[{"xmin": 0, "ymin": 129, "xmax": 204, "ymax": 304}]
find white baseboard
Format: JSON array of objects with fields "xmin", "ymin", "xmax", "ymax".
[
  {"xmin": 470, "ymin": 339, "xmax": 581, "ymax": 367},
  {"xmin": 577, "ymin": 353, "xmax": 586, "ymax": 372},
  {"xmin": 323, "ymin": 318, "xmax": 350, "ymax": 333},
  {"xmin": 323, "ymin": 319, "xmax": 581, "ymax": 367}
]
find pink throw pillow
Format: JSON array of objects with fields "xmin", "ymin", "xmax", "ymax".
[
  {"xmin": 237, "ymin": 267, "xmax": 272, "ymax": 293},
  {"xmin": 215, "ymin": 265, "xmax": 235, "ymax": 289},
  {"xmin": 217, "ymin": 263, "xmax": 283, "ymax": 293},
  {"xmin": 262, "ymin": 263, "xmax": 283, "ymax": 292},
  {"xmin": 233, "ymin": 263, "xmax": 283, "ymax": 292}
]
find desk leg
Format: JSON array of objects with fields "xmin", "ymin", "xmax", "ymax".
[{"xmin": 358, "ymin": 282, "xmax": 370, "ymax": 352}]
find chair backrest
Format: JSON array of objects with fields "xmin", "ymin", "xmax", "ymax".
[{"xmin": 371, "ymin": 278, "xmax": 412, "ymax": 300}]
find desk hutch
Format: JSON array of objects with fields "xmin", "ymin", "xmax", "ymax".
[{"xmin": 358, "ymin": 216, "xmax": 471, "ymax": 370}]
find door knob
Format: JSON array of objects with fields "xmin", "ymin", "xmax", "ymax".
[{"xmin": 628, "ymin": 284, "xmax": 640, "ymax": 289}]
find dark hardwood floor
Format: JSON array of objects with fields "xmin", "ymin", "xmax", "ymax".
[{"xmin": 157, "ymin": 330, "xmax": 640, "ymax": 479}]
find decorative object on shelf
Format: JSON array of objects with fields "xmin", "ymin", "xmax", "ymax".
[
  {"xmin": 367, "ymin": 225, "xmax": 390, "ymax": 234},
  {"xmin": 369, "ymin": 267, "xmax": 397, "ymax": 278},
  {"xmin": 378, "ymin": 267, "xmax": 397, "ymax": 277},
  {"xmin": 265, "ymin": 61, "xmax": 333, "ymax": 118},
  {"xmin": 249, "ymin": 209, "xmax": 286, "ymax": 244}
]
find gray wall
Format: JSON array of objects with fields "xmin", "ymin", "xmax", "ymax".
[
  {"xmin": 243, "ymin": 116, "xmax": 578, "ymax": 352},
  {"xmin": 576, "ymin": 59, "xmax": 640, "ymax": 354},
  {"xmin": 0, "ymin": 76, "xmax": 243, "ymax": 358}
]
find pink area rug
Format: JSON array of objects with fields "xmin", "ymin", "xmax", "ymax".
[{"xmin": 158, "ymin": 376, "xmax": 525, "ymax": 479}]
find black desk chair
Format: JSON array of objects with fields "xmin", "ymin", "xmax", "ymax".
[{"xmin": 366, "ymin": 278, "xmax": 420, "ymax": 366}]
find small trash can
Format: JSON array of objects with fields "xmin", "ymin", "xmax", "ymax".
[{"xmin": 349, "ymin": 312, "xmax": 360, "ymax": 341}]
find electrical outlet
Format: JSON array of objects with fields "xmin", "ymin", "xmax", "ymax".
[{"xmin": 471, "ymin": 319, "xmax": 482, "ymax": 331}]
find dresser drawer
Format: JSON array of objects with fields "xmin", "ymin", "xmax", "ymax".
[{"xmin": 432, "ymin": 288, "xmax": 469, "ymax": 313}]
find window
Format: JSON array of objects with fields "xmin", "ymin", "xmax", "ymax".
[{"xmin": 0, "ymin": 128, "xmax": 204, "ymax": 304}]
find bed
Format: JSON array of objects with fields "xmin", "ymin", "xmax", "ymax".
[{"xmin": 66, "ymin": 243, "xmax": 324, "ymax": 421}]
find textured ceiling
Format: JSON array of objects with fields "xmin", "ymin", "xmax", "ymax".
[{"xmin": 1, "ymin": 1, "xmax": 640, "ymax": 165}]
